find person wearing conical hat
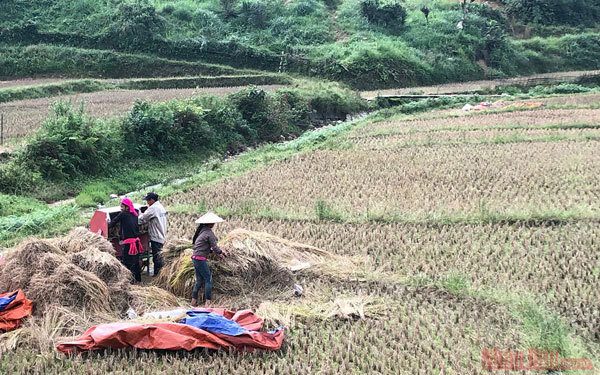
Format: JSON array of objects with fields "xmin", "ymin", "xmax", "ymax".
[{"xmin": 190, "ymin": 212, "xmax": 226, "ymax": 307}]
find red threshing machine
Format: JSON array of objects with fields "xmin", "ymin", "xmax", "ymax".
[{"xmin": 89, "ymin": 204, "xmax": 152, "ymax": 273}]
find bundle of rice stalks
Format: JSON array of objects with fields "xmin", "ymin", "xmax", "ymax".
[
  {"xmin": 256, "ymin": 296, "xmax": 383, "ymax": 327},
  {"xmin": 0, "ymin": 239, "xmax": 64, "ymax": 292},
  {"xmin": 27, "ymin": 263, "xmax": 112, "ymax": 315},
  {"xmin": 0, "ymin": 232, "xmax": 181, "ymax": 319},
  {"xmin": 67, "ymin": 247, "xmax": 131, "ymax": 285},
  {"xmin": 155, "ymin": 228, "xmax": 343, "ymax": 299},
  {"xmin": 0, "ymin": 306, "xmax": 102, "ymax": 354},
  {"xmin": 53, "ymin": 227, "xmax": 115, "ymax": 254},
  {"xmin": 0, "ymin": 231, "xmax": 185, "ymax": 353}
]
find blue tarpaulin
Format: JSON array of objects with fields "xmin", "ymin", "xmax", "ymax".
[
  {"xmin": 0, "ymin": 292, "xmax": 17, "ymax": 311},
  {"xmin": 181, "ymin": 311, "xmax": 249, "ymax": 336}
]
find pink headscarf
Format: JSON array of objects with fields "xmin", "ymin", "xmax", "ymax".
[{"xmin": 121, "ymin": 198, "xmax": 138, "ymax": 216}]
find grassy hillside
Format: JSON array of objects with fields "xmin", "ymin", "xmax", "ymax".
[{"xmin": 1, "ymin": 0, "xmax": 599, "ymax": 88}]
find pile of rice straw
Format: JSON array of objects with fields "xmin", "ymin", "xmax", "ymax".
[
  {"xmin": 155, "ymin": 228, "xmax": 350, "ymax": 299},
  {"xmin": 0, "ymin": 227, "xmax": 180, "ymax": 317}
]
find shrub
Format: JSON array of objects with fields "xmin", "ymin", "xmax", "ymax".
[
  {"xmin": 293, "ymin": 0, "xmax": 320, "ymax": 16},
  {"xmin": 360, "ymin": 0, "xmax": 406, "ymax": 31},
  {"xmin": 18, "ymin": 102, "xmax": 120, "ymax": 180},
  {"xmin": 100, "ymin": 2, "xmax": 165, "ymax": 50},
  {"xmin": 220, "ymin": 0, "xmax": 239, "ymax": 18},
  {"xmin": 122, "ymin": 100, "xmax": 214, "ymax": 157},
  {"xmin": 173, "ymin": 5, "xmax": 194, "ymax": 22},
  {"xmin": 238, "ymin": 1, "xmax": 269, "ymax": 28},
  {"xmin": 505, "ymin": 0, "xmax": 600, "ymax": 27},
  {"xmin": 229, "ymin": 87, "xmax": 284, "ymax": 142}
]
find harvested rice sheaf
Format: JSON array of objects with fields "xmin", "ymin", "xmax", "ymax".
[{"xmin": 54, "ymin": 227, "xmax": 116, "ymax": 255}]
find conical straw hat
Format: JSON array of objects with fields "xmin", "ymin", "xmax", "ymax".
[{"xmin": 195, "ymin": 212, "xmax": 225, "ymax": 224}]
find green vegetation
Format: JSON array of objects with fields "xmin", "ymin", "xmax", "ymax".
[
  {"xmin": 0, "ymin": 44, "xmax": 246, "ymax": 79},
  {"xmin": 502, "ymin": 0, "xmax": 600, "ymax": 27},
  {"xmin": 1, "ymin": 1, "xmax": 599, "ymax": 88},
  {"xmin": 0, "ymin": 81, "xmax": 366, "ymax": 204},
  {"xmin": 0, "ymin": 204, "xmax": 83, "ymax": 247},
  {"xmin": 0, "ymin": 194, "xmax": 47, "ymax": 217}
]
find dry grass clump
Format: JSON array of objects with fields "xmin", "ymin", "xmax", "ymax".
[
  {"xmin": 0, "ymin": 229, "xmax": 186, "ymax": 353},
  {"xmin": 156, "ymin": 228, "xmax": 347, "ymax": 299},
  {"xmin": 27, "ymin": 263, "xmax": 112, "ymax": 314},
  {"xmin": 0, "ymin": 239, "xmax": 120, "ymax": 315}
]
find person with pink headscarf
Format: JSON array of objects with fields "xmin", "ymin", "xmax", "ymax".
[{"xmin": 109, "ymin": 198, "xmax": 143, "ymax": 282}]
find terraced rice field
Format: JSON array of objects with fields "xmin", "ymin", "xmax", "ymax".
[
  {"xmin": 161, "ymin": 95, "xmax": 600, "ymax": 373},
  {"xmin": 5, "ymin": 93, "xmax": 600, "ymax": 374}
]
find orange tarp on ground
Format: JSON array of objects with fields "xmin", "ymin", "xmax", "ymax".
[
  {"xmin": 0, "ymin": 290, "xmax": 34, "ymax": 332},
  {"xmin": 57, "ymin": 308, "xmax": 284, "ymax": 354}
]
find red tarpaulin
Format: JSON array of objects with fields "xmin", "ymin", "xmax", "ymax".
[
  {"xmin": 57, "ymin": 308, "xmax": 283, "ymax": 354},
  {"xmin": 0, "ymin": 290, "xmax": 34, "ymax": 332}
]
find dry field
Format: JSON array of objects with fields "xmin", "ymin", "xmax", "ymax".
[
  {"xmin": 0, "ymin": 78, "xmax": 68, "ymax": 88},
  {"xmin": 0, "ymin": 85, "xmax": 283, "ymax": 139},
  {"xmin": 3, "ymin": 93, "xmax": 600, "ymax": 374},
  {"xmin": 360, "ymin": 70, "xmax": 600, "ymax": 97},
  {"xmin": 164, "ymin": 141, "xmax": 600, "ymax": 221},
  {"xmin": 354, "ymin": 108, "xmax": 600, "ymax": 136},
  {"xmin": 159, "ymin": 98, "xmax": 600, "ymax": 373}
]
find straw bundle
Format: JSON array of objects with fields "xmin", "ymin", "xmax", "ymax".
[
  {"xmin": 67, "ymin": 247, "xmax": 131, "ymax": 285},
  {"xmin": 155, "ymin": 228, "xmax": 338, "ymax": 299},
  {"xmin": 129, "ymin": 285, "xmax": 182, "ymax": 315},
  {"xmin": 27, "ymin": 263, "xmax": 112, "ymax": 314},
  {"xmin": 0, "ymin": 239, "xmax": 63, "ymax": 292},
  {"xmin": 53, "ymin": 227, "xmax": 115, "ymax": 254}
]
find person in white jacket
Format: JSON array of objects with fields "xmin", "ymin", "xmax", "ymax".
[{"xmin": 138, "ymin": 192, "xmax": 167, "ymax": 276}]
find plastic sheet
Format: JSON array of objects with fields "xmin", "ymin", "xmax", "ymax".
[
  {"xmin": 0, "ymin": 290, "xmax": 34, "ymax": 332},
  {"xmin": 57, "ymin": 308, "xmax": 283, "ymax": 353}
]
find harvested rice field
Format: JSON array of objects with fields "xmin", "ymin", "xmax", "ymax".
[
  {"xmin": 0, "ymin": 78, "xmax": 68, "ymax": 88},
  {"xmin": 0, "ymin": 85, "xmax": 283, "ymax": 138},
  {"xmin": 360, "ymin": 70, "xmax": 600, "ymax": 96},
  {"xmin": 3, "ymin": 94, "xmax": 600, "ymax": 374}
]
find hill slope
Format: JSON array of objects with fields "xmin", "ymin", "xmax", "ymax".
[{"xmin": 1, "ymin": 0, "xmax": 599, "ymax": 88}]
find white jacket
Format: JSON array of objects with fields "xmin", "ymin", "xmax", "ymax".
[{"xmin": 138, "ymin": 201, "xmax": 168, "ymax": 244}]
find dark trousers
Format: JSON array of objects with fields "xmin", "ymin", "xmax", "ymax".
[
  {"xmin": 192, "ymin": 259, "xmax": 212, "ymax": 301},
  {"xmin": 122, "ymin": 244, "xmax": 141, "ymax": 282},
  {"xmin": 150, "ymin": 240, "xmax": 164, "ymax": 276}
]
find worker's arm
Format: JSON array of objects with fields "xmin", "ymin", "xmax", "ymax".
[
  {"xmin": 138, "ymin": 205, "xmax": 156, "ymax": 225},
  {"xmin": 109, "ymin": 213, "xmax": 122, "ymax": 228},
  {"xmin": 208, "ymin": 232, "xmax": 223, "ymax": 255}
]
